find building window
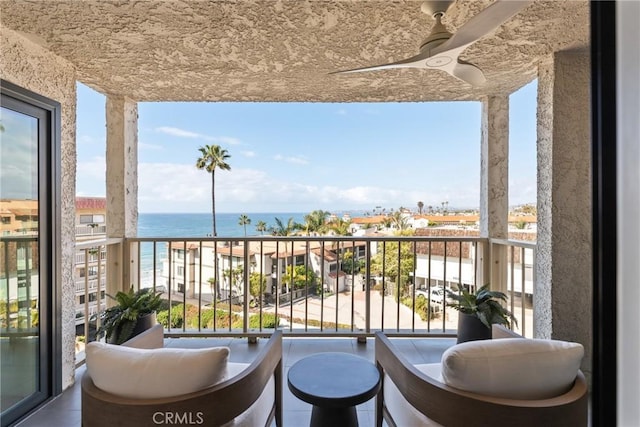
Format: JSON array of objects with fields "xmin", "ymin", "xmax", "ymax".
[
  {"xmin": 79, "ymin": 214, "xmax": 104, "ymax": 224},
  {"xmin": 79, "ymin": 295, "xmax": 85, "ymax": 304},
  {"xmin": 176, "ymin": 250, "xmax": 184, "ymax": 260},
  {"xmin": 1, "ymin": 216, "xmax": 10, "ymax": 224},
  {"xmin": 178, "ymin": 283, "xmax": 185, "ymax": 293},
  {"xmin": 177, "ymin": 266, "xmax": 184, "ymax": 276}
]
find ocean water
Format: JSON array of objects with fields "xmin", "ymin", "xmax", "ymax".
[{"xmin": 138, "ymin": 212, "xmax": 308, "ymax": 238}]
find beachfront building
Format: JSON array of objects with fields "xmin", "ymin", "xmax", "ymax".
[
  {"xmin": 0, "ymin": 197, "xmax": 107, "ymax": 337},
  {"xmin": 162, "ymin": 239, "xmax": 369, "ymax": 303},
  {"xmin": 0, "ymin": 200, "xmax": 39, "ymax": 336},
  {"xmin": 73, "ymin": 197, "xmax": 107, "ymax": 334}
]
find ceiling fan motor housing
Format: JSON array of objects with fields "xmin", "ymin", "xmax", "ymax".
[{"xmin": 420, "ymin": 0, "xmax": 455, "ymax": 18}]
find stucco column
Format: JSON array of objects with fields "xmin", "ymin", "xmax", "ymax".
[
  {"xmin": 536, "ymin": 51, "xmax": 591, "ymax": 377},
  {"xmin": 479, "ymin": 96, "xmax": 509, "ymax": 292},
  {"xmin": 105, "ymin": 96, "xmax": 138, "ymax": 294}
]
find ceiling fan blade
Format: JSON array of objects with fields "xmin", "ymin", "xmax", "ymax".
[
  {"xmin": 432, "ymin": 0, "xmax": 533, "ymax": 56},
  {"xmin": 330, "ymin": 50, "xmax": 431, "ymax": 74},
  {"xmin": 451, "ymin": 61, "xmax": 486, "ymax": 86}
]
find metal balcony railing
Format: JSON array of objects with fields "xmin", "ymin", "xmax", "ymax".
[
  {"xmin": 114, "ymin": 235, "xmax": 536, "ymax": 339},
  {"xmin": 3, "ymin": 234, "xmax": 536, "ymax": 353}
]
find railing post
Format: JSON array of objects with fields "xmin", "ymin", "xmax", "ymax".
[
  {"xmin": 489, "ymin": 239, "xmax": 508, "ymax": 294},
  {"xmin": 243, "ymin": 241, "xmax": 251, "ymax": 340},
  {"xmin": 476, "ymin": 239, "xmax": 489, "ymax": 287},
  {"xmin": 128, "ymin": 240, "xmax": 139, "ymax": 291},
  {"xmin": 365, "ymin": 240, "xmax": 371, "ymax": 335},
  {"xmin": 106, "ymin": 239, "xmax": 123, "ymax": 307}
]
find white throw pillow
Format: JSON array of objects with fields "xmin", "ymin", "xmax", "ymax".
[
  {"xmin": 441, "ymin": 338, "xmax": 583, "ymax": 399},
  {"xmin": 86, "ymin": 342, "xmax": 229, "ymax": 399}
]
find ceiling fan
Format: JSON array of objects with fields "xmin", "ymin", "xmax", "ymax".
[{"xmin": 331, "ymin": 0, "xmax": 533, "ymax": 86}]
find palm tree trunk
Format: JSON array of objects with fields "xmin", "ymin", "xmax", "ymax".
[{"xmin": 211, "ymin": 171, "xmax": 217, "ymax": 236}]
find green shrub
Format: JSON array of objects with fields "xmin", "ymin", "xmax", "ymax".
[
  {"xmin": 402, "ymin": 295, "xmax": 438, "ymax": 321},
  {"xmin": 156, "ymin": 307, "xmax": 183, "ymax": 328},
  {"xmin": 248, "ymin": 312, "xmax": 279, "ymax": 329}
]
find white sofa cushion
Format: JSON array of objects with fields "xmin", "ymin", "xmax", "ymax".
[
  {"xmin": 441, "ymin": 338, "xmax": 584, "ymax": 399},
  {"xmin": 86, "ymin": 342, "xmax": 229, "ymax": 399}
]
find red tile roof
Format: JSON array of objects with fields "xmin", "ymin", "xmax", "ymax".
[{"xmin": 75, "ymin": 197, "xmax": 106, "ymax": 210}]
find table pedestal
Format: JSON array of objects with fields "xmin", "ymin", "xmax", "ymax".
[
  {"xmin": 310, "ymin": 405, "xmax": 358, "ymax": 427},
  {"xmin": 287, "ymin": 352, "xmax": 380, "ymax": 427}
]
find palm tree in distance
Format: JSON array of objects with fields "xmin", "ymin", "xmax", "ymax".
[
  {"xmin": 196, "ymin": 145, "xmax": 231, "ymax": 236},
  {"xmin": 270, "ymin": 217, "xmax": 300, "ymax": 294},
  {"xmin": 303, "ymin": 210, "xmax": 330, "ymax": 235},
  {"xmin": 328, "ymin": 218, "xmax": 352, "ymax": 236},
  {"xmin": 271, "ymin": 217, "xmax": 299, "ymax": 236},
  {"xmin": 238, "ymin": 214, "xmax": 251, "ymax": 236},
  {"xmin": 255, "ymin": 220, "xmax": 268, "ymax": 235},
  {"xmin": 417, "ymin": 201, "xmax": 424, "ymax": 215}
]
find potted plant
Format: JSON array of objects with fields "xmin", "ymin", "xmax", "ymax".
[
  {"xmin": 94, "ymin": 287, "xmax": 162, "ymax": 344},
  {"xmin": 446, "ymin": 284, "xmax": 517, "ymax": 343}
]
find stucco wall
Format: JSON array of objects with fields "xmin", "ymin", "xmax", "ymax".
[
  {"xmin": 1, "ymin": 28, "xmax": 77, "ymax": 390},
  {"xmin": 536, "ymin": 50, "xmax": 592, "ymax": 380}
]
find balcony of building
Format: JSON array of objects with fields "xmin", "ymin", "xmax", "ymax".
[{"xmin": 0, "ymin": 0, "xmax": 618, "ymax": 425}]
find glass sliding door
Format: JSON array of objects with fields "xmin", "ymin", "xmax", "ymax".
[{"xmin": 0, "ymin": 81, "xmax": 60, "ymax": 426}]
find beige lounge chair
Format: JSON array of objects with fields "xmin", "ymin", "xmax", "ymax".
[
  {"xmin": 82, "ymin": 325, "xmax": 282, "ymax": 427},
  {"xmin": 375, "ymin": 325, "xmax": 588, "ymax": 427}
]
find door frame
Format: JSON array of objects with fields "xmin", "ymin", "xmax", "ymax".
[{"xmin": 0, "ymin": 79, "xmax": 62, "ymax": 426}]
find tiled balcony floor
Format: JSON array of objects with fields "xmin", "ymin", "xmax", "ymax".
[{"xmin": 15, "ymin": 336, "xmax": 456, "ymax": 427}]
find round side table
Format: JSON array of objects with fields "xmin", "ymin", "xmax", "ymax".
[{"xmin": 287, "ymin": 352, "xmax": 381, "ymax": 427}]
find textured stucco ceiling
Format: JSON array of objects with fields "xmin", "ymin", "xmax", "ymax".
[{"xmin": 0, "ymin": 0, "xmax": 589, "ymax": 102}]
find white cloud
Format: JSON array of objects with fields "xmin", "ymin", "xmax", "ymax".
[
  {"xmin": 241, "ymin": 150, "xmax": 256, "ymax": 157},
  {"xmin": 77, "ymin": 156, "xmax": 106, "ymax": 180},
  {"xmin": 155, "ymin": 127, "xmax": 242, "ymax": 146},
  {"xmin": 76, "ymin": 156, "xmax": 106, "ymax": 196},
  {"xmin": 139, "ymin": 141, "xmax": 164, "ymax": 151},
  {"xmin": 77, "ymin": 134, "xmax": 102, "ymax": 145},
  {"xmin": 156, "ymin": 126, "xmax": 201, "ymax": 138},
  {"xmin": 209, "ymin": 136, "xmax": 241, "ymax": 145},
  {"xmin": 272, "ymin": 154, "xmax": 309, "ymax": 165}
]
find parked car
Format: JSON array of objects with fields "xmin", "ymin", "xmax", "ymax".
[{"xmin": 415, "ymin": 286, "xmax": 454, "ymax": 305}]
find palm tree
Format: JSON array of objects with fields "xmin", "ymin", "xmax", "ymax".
[
  {"xmin": 195, "ymin": 145, "xmax": 231, "ymax": 236},
  {"xmin": 255, "ymin": 220, "xmax": 268, "ymax": 235},
  {"xmin": 328, "ymin": 218, "xmax": 352, "ymax": 236},
  {"xmin": 390, "ymin": 211, "xmax": 410, "ymax": 230},
  {"xmin": 270, "ymin": 217, "xmax": 299, "ymax": 294},
  {"xmin": 417, "ymin": 201, "xmax": 424, "ymax": 214},
  {"xmin": 238, "ymin": 214, "xmax": 251, "ymax": 236},
  {"xmin": 303, "ymin": 210, "xmax": 330, "ymax": 235},
  {"xmin": 271, "ymin": 217, "xmax": 299, "ymax": 236}
]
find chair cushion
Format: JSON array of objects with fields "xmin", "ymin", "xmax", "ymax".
[
  {"xmin": 86, "ymin": 342, "xmax": 229, "ymax": 399},
  {"xmin": 441, "ymin": 338, "xmax": 584, "ymax": 399},
  {"xmin": 222, "ymin": 363, "xmax": 275, "ymax": 427},
  {"xmin": 383, "ymin": 364, "xmax": 444, "ymax": 427}
]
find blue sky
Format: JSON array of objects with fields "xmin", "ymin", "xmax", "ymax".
[{"xmin": 76, "ymin": 81, "xmax": 537, "ymax": 213}]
